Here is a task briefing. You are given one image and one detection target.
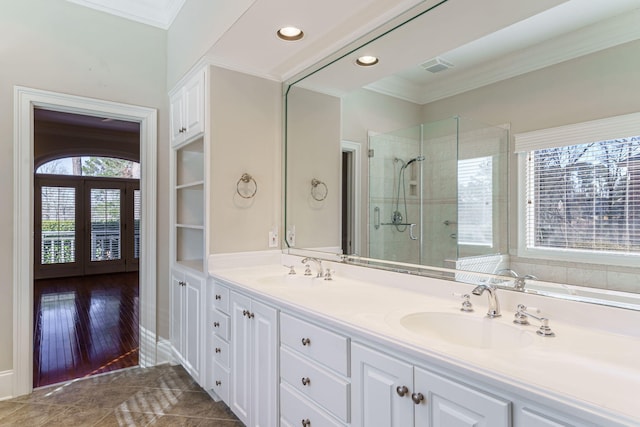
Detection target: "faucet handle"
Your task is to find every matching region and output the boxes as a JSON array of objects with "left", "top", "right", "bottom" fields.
[
  {"left": 452, "top": 292, "right": 474, "bottom": 312},
  {"left": 303, "top": 264, "right": 313, "bottom": 276},
  {"left": 283, "top": 265, "right": 296, "bottom": 275},
  {"left": 324, "top": 268, "right": 334, "bottom": 281},
  {"left": 513, "top": 304, "right": 555, "bottom": 337}
]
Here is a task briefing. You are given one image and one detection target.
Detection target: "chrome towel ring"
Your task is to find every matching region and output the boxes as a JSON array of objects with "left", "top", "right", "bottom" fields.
[
  {"left": 311, "top": 178, "right": 328, "bottom": 201},
  {"left": 236, "top": 173, "right": 257, "bottom": 199}
]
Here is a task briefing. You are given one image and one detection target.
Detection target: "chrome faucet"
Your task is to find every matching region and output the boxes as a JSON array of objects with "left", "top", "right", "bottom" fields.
[
  {"left": 471, "top": 283, "right": 501, "bottom": 318},
  {"left": 495, "top": 268, "right": 537, "bottom": 291},
  {"left": 301, "top": 257, "right": 324, "bottom": 278}
]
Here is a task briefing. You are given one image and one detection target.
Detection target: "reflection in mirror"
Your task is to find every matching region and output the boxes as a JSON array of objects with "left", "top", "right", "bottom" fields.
[
  {"left": 367, "top": 116, "right": 508, "bottom": 269},
  {"left": 285, "top": 0, "right": 640, "bottom": 309}
]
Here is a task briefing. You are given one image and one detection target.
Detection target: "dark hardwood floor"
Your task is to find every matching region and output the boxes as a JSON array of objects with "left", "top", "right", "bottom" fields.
[{"left": 33, "top": 272, "right": 139, "bottom": 388}]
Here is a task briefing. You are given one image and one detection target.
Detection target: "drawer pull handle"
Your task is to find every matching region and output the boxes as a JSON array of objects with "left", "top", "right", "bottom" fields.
[
  {"left": 301, "top": 377, "right": 311, "bottom": 386},
  {"left": 215, "top": 294, "right": 222, "bottom": 300},
  {"left": 301, "top": 419, "right": 311, "bottom": 427},
  {"left": 213, "top": 322, "right": 220, "bottom": 328},
  {"left": 215, "top": 348, "right": 221, "bottom": 353},
  {"left": 396, "top": 385, "right": 409, "bottom": 397},
  {"left": 301, "top": 338, "right": 311, "bottom": 346},
  {"left": 215, "top": 380, "right": 221, "bottom": 386},
  {"left": 178, "top": 281, "right": 186, "bottom": 287},
  {"left": 411, "top": 392, "right": 425, "bottom": 405},
  {"left": 242, "top": 310, "right": 254, "bottom": 318}
]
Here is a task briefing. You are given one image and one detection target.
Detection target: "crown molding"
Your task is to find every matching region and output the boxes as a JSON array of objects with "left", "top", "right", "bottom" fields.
[{"left": 66, "top": 0, "right": 186, "bottom": 29}]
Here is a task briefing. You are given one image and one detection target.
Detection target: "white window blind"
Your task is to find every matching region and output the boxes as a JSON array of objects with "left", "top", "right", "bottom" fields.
[
  {"left": 458, "top": 156, "right": 493, "bottom": 246},
  {"left": 134, "top": 189, "right": 141, "bottom": 259},
  {"left": 90, "top": 188, "right": 121, "bottom": 261},
  {"left": 41, "top": 186, "right": 76, "bottom": 264},
  {"left": 526, "top": 137, "right": 640, "bottom": 253}
]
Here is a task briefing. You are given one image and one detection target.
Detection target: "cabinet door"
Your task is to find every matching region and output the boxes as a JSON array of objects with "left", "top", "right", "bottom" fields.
[
  {"left": 251, "top": 299, "right": 278, "bottom": 427},
  {"left": 351, "top": 343, "right": 414, "bottom": 427},
  {"left": 170, "top": 91, "right": 184, "bottom": 144},
  {"left": 414, "top": 367, "right": 510, "bottom": 427},
  {"left": 230, "top": 292, "right": 252, "bottom": 426},
  {"left": 183, "top": 272, "right": 202, "bottom": 380},
  {"left": 170, "top": 271, "right": 184, "bottom": 358},
  {"left": 183, "top": 71, "right": 204, "bottom": 138}
]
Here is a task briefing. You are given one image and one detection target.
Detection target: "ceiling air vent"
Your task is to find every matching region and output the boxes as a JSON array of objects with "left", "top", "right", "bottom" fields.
[{"left": 421, "top": 57, "right": 454, "bottom": 73}]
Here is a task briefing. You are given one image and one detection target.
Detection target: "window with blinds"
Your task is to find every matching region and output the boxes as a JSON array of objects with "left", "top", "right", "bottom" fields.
[
  {"left": 134, "top": 189, "right": 141, "bottom": 259},
  {"left": 458, "top": 156, "right": 493, "bottom": 246},
  {"left": 90, "top": 188, "right": 121, "bottom": 261},
  {"left": 526, "top": 137, "right": 640, "bottom": 254},
  {"left": 41, "top": 186, "right": 76, "bottom": 264}
]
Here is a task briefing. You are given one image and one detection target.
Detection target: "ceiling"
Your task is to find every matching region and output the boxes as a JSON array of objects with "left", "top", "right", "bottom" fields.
[{"left": 65, "top": 0, "right": 640, "bottom": 101}]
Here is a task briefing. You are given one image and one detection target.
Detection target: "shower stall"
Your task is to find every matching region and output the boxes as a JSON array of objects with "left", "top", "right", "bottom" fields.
[{"left": 368, "top": 116, "right": 508, "bottom": 269}]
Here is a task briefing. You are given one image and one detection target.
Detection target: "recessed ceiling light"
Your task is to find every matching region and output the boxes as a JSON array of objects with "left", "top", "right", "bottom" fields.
[
  {"left": 277, "top": 26, "right": 304, "bottom": 41},
  {"left": 356, "top": 55, "right": 379, "bottom": 66}
]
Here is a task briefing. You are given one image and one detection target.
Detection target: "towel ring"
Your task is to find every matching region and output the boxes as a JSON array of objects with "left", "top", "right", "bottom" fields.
[
  {"left": 236, "top": 173, "right": 257, "bottom": 199},
  {"left": 311, "top": 178, "right": 328, "bottom": 201}
]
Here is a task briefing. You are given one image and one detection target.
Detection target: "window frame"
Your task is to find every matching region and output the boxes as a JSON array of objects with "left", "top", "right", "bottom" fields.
[{"left": 515, "top": 112, "right": 640, "bottom": 267}]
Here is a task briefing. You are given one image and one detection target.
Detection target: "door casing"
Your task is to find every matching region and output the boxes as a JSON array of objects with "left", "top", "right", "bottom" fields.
[{"left": 14, "top": 86, "right": 158, "bottom": 396}]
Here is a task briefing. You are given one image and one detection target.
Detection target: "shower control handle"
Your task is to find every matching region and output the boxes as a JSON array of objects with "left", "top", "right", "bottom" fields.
[{"left": 409, "top": 224, "right": 418, "bottom": 240}]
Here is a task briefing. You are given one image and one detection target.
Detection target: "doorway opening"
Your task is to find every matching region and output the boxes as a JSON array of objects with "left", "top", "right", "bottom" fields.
[
  {"left": 341, "top": 141, "right": 361, "bottom": 256},
  {"left": 33, "top": 109, "right": 141, "bottom": 387}
]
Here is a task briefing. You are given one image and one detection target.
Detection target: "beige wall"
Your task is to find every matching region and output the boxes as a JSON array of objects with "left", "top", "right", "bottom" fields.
[
  {"left": 0, "top": 1, "right": 168, "bottom": 371},
  {"left": 287, "top": 87, "right": 341, "bottom": 250},
  {"left": 209, "top": 67, "right": 282, "bottom": 253}
]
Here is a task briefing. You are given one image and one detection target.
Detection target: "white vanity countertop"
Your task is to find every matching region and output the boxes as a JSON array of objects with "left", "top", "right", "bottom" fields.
[{"left": 208, "top": 254, "right": 640, "bottom": 425}]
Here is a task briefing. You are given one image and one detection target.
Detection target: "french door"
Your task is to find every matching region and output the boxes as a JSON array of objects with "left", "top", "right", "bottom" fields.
[{"left": 35, "top": 176, "right": 140, "bottom": 279}]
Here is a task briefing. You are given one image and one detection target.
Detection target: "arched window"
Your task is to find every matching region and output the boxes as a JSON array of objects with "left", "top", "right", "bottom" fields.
[{"left": 36, "top": 156, "right": 140, "bottom": 179}]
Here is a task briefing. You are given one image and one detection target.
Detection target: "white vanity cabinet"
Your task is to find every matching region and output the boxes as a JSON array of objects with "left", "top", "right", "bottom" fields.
[
  {"left": 206, "top": 279, "right": 231, "bottom": 402},
  {"left": 351, "top": 342, "right": 511, "bottom": 427},
  {"left": 279, "top": 312, "right": 351, "bottom": 426},
  {"left": 170, "top": 68, "right": 205, "bottom": 146},
  {"left": 229, "top": 291, "right": 278, "bottom": 427},
  {"left": 170, "top": 267, "right": 203, "bottom": 383}
]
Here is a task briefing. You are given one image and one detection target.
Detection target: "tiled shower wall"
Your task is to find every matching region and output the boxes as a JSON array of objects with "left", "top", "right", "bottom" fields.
[{"left": 368, "top": 132, "right": 422, "bottom": 264}]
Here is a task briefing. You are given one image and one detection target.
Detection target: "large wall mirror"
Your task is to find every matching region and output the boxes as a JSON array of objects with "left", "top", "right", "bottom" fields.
[{"left": 285, "top": 0, "right": 640, "bottom": 309}]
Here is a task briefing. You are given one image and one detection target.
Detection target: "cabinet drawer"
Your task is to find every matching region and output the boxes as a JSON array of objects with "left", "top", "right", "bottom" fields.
[
  {"left": 212, "top": 333, "right": 230, "bottom": 368},
  {"left": 211, "top": 361, "right": 229, "bottom": 404},
  {"left": 281, "top": 313, "right": 349, "bottom": 376},
  {"left": 210, "top": 309, "right": 229, "bottom": 341},
  {"left": 212, "top": 282, "right": 230, "bottom": 314},
  {"left": 281, "top": 382, "right": 344, "bottom": 427},
  {"left": 281, "top": 347, "right": 349, "bottom": 422}
]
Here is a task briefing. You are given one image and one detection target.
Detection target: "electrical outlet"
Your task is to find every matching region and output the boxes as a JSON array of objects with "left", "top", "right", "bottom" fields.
[
  {"left": 268, "top": 227, "right": 279, "bottom": 248},
  {"left": 287, "top": 225, "right": 296, "bottom": 247}
]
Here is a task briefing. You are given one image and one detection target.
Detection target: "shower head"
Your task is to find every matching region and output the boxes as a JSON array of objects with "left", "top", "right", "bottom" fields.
[{"left": 404, "top": 155, "right": 425, "bottom": 168}]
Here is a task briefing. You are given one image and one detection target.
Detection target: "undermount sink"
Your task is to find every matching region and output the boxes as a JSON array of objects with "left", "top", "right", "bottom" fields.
[{"left": 399, "top": 312, "right": 534, "bottom": 350}]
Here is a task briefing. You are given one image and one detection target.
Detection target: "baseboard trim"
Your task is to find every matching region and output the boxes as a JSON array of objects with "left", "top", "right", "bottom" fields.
[
  {"left": 156, "top": 338, "right": 174, "bottom": 365},
  {"left": 0, "top": 370, "right": 14, "bottom": 401}
]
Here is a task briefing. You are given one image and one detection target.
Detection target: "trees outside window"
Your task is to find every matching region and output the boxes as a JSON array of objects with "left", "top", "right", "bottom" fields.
[{"left": 528, "top": 137, "right": 640, "bottom": 253}]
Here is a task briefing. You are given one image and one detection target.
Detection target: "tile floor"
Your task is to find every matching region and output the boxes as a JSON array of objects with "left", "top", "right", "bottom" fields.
[{"left": 0, "top": 364, "right": 242, "bottom": 426}]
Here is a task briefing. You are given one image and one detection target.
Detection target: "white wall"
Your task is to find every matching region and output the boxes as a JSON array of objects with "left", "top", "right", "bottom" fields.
[{"left": 0, "top": 1, "right": 168, "bottom": 372}]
